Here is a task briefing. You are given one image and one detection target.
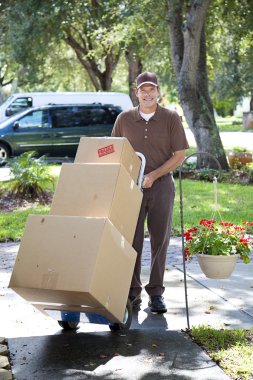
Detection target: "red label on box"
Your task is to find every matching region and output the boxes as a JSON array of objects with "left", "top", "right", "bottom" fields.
[{"left": 97, "top": 144, "right": 115, "bottom": 157}]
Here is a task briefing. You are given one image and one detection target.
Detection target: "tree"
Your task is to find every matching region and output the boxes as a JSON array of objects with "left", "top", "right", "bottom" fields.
[
  {"left": 0, "top": 55, "right": 13, "bottom": 103},
  {"left": 125, "top": 43, "right": 143, "bottom": 106},
  {"left": 122, "top": 0, "right": 174, "bottom": 105},
  {"left": 7, "top": 0, "right": 126, "bottom": 91},
  {"left": 63, "top": 0, "right": 125, "bottom": 91},
  {"left": 207, "top": 0, "right": 253, "bottom": 116},
  {"left": 0, "top": 1, "right": 16, "bottom": 102},
  {"left": 6, "top": 0, "right": 175, "bottom": 102},
  {"left": 167, "top": 0, "right": 229, "bottom": 169}
]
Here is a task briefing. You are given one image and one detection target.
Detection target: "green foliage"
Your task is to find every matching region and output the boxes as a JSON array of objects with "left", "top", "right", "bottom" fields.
[
  {"left": 208, "top": 0, "right": 253, "bottom": 115},
  {"left": 6, "top": 0, "right": 128, "bottom": 91},
  {"left": 244, "top": 163, "right": 253, "bottom": 183},
  {"left": 7, "top": 151, "right": 54, "bottom": 200},
  {"left": 0, "top": 163, "right": 59, "bottom": 241},
  {"left": 213, "top": 96, "right": 236, "bottom": 117},
  {"left": 231, "top": 146, "right": 248, "bottom": 153},
  {"left": 4, "top": 0, "right": 174, "bottom": 95},
  {"left": 190, "top": 325, "right": 253, "bottom": 380},
  {"left": 1, "top": 0, "right": 252, "bottom": 111}
]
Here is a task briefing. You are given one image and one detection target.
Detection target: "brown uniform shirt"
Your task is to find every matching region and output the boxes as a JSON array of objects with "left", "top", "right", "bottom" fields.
[{"left": 111, "top": 104, "right": 189, "bottom": 173}]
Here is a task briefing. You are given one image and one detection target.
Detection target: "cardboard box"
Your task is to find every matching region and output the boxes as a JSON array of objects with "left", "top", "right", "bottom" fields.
[
  {"left": 74, "top": 137, "right": 141, "bottom": 183},
  {"left": 9, "top": 215, "right": 137, "bottom": 323},
  {"left": 50, "top": 163, "right": 143, "bottom": 244}
]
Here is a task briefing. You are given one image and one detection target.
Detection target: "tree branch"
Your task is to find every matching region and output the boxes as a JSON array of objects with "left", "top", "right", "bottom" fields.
[{"left": 65, "top": 30, "right": 101, "bottom": 90}]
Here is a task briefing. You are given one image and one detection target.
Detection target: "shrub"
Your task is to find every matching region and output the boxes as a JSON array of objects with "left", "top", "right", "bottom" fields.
[{"left": 7, "top": 151, "right": 54, "bottom": 201}]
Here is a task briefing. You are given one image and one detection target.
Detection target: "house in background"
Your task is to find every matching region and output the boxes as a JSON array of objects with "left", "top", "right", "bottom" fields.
[{"left": 234, "top": 97, "right": 250, "bottom": 117}]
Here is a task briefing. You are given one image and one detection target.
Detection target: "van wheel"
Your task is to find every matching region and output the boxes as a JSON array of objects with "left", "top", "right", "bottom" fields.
[{"left": 0, "top": 143, "right": 10, "bottom": 160}]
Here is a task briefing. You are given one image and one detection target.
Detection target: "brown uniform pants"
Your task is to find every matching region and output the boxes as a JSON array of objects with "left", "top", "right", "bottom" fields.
[{"left": 130, "top": 174, "right": 175, "bottom": 297}]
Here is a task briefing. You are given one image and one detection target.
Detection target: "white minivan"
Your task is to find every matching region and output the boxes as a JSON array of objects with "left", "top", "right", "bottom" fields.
[{"left": 0, "top": 92, "right": 132, "bottom": 122}]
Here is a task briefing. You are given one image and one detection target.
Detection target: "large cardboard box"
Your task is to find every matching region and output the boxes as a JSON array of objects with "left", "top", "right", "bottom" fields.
[
  {"left": 50, "top": 163, "right": 143, "bottom": 244},
  {"left": 9, "top": 215, "right": 137, "bottom": 323},
  {"left": 74, "top": 137, "right": 141, "bottom": 183}
]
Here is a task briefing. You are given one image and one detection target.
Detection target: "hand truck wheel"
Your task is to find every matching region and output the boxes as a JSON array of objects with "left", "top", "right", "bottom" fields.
[
  {"left": 109, "top": 299, "right": 132, "bottom": 331},
  {"left": 58, "top": 320, "right": 80, "bottom": 330}
]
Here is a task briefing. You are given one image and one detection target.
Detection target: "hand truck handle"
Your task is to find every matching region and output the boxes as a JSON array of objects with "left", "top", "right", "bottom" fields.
[{"left": 135, "top": 152, "right": 146, "bottom": 190}]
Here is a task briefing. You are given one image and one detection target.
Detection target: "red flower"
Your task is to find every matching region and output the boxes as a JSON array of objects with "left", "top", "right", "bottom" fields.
[
  {"left": 220, "top": 221, "right": 233, "bottom": 227},
  {"left": 200, "top": 219, "right": 216, "bottom": 228},
  {"left": 239, "top": 236, "right": 249, "bottom": 247},
  {"left": 234, "top": 225, "right": 245, "bottom": 232},
  {"left": 243, "top": 221, "right": 253, "bottom": 226},
  {"left": 184, "top": 232, "right": 192, "bottom": 241},
  {"left": 184, "top": 247, "right": 191, "bottom": 260},
  {"left": 184, "top": 219, "right": 252, "bottom": 264}
]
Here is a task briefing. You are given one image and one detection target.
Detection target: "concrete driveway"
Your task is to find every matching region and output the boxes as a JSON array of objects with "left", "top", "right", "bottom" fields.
[
  {"left": 185, "top": 129, "right": 253, "bottom": 150},
  {"left": 1, "top": 239, "right": 253, "bottom": 379}
]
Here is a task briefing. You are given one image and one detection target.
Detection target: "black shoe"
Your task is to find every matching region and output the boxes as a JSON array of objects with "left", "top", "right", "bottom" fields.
[
  {"left": 148, "top": 295, "right": 167, "bottom": 313},
  {"left": 128, "top": 294, "right": 142, "bottom": 308}
]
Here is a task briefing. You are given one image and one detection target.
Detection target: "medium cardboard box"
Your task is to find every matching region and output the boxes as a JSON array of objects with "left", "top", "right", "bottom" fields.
[
  {"left": 50, "top": 163, "right": 143, "bottom": 244},
  {"left": 74, "top": 137, "right": 141, "bottom": 183},
  {"left": 9, "top": 215, "right": 137, "bottom": 323}
]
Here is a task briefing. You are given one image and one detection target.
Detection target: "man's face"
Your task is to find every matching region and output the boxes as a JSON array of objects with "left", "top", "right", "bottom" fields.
[{"left": 135, "top": 84, "right": 160, "bottom": 111}]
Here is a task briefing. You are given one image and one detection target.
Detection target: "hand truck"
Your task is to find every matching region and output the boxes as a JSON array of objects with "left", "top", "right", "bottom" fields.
[{"left": 46, "top": 152, "right": 146, "bottom": 331}]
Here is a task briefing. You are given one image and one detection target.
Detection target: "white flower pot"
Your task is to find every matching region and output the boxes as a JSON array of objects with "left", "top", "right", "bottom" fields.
[{"left": 196, "top": 254, "right": 239, "bottom": 279}]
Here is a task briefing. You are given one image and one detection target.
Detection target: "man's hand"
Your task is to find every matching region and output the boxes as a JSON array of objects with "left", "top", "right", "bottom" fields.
[
  {"left": 141, "top": 150, "right": 186, "bottom": 189},
  {"left": 142, "top": 173, "right": 156, "bottom": 188}
]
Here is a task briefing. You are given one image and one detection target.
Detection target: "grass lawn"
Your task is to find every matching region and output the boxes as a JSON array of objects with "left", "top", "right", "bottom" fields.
[
  {"left": 172, "top": 179, "right": 253, "bottom": 234},
  {"left": 1, "top": 178, "right": 252, "bottom": 241},
  {"left": 216, "top": 116, "right": 243, "bottom": 132},
  {"left": 0, "top": 205, "right": 50, "bottom": 242},
  {"left": 184, "top": 115, "right": 253, "bottom": 133},
  {"left": 190, "top": 325, "right": 253, "bottom": 380},
  {"left": 0, "top": 164, "right": 60, "bottom": 241}
]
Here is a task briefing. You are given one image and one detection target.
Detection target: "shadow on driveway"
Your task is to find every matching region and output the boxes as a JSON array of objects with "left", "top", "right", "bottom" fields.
[{"left": 8, "top": 312, "right": 229, "bottom": 380}]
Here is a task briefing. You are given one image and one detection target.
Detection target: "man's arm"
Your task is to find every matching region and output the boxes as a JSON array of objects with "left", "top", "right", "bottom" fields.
[{"left": 142, "top": 150, "right": 186, "bottom": 188}]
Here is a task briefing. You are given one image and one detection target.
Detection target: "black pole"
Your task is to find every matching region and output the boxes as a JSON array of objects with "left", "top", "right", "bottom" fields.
[{"left": 178, "top": 152, "right": 222, "bottom": 330}]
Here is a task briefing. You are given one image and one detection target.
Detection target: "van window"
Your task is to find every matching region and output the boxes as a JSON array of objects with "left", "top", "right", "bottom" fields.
[
  {"left": 5, "top": 97, "right": 33, "bottom": 116},
  {"left": 18, "top": 110, "right": 49, "bottom": 128},
  {"left": 104, "top": 107, "right": 121, "bottom": 123},
  {"left": 51, "top": 106, "right": 118, "bottom": 128}
]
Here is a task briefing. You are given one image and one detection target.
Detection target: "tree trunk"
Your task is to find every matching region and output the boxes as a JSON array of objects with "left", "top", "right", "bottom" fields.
[
  {"left": 0, "top": 87, "right": 4, "bottom": 103},
  {"left": 250, "top": 94, "right": 253, "bottom": 111},
  {"left": 167, "top": 0, "right": 229, "bottom": 170},
  {"left": 125, "top": 45, "right": 143, "bottom": 106},
  {"left": 65, "top": 31, "right": 120, "bottom": 92},
  {"left": 0, "top": 65, "right": 13, "bottom": 101}
]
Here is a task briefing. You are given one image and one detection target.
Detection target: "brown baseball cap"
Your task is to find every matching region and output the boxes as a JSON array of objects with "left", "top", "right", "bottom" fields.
[{"left": 136, "top": 71, "right": 158, "bottom": 89}]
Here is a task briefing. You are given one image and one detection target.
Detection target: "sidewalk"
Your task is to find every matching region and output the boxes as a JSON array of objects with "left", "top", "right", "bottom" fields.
[{"left": 1, "top": 238, "right": 253, "bottom": 379}]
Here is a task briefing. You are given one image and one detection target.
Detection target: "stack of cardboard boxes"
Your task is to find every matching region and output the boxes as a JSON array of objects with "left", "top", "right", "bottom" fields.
[{"left": 9, "top": 137, "right": 143, "bottom": 323}]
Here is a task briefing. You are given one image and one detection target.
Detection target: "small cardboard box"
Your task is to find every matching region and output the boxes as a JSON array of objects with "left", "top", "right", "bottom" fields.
[
  {"left": 50, "top": 163, "right": 143, "bottom": 244},
  {"left": 74, "top": 137, "right": 141, "bottom": 183},
  {"left": 9, "top": 215, "right": 137, "bottom": 323}
]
